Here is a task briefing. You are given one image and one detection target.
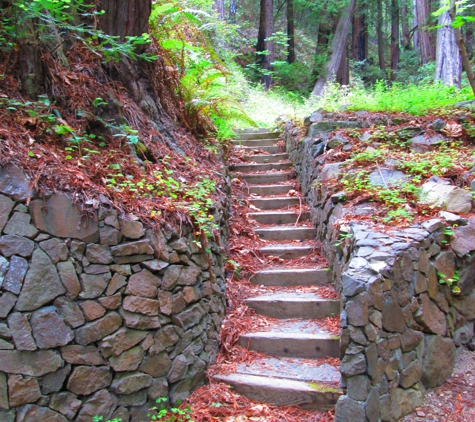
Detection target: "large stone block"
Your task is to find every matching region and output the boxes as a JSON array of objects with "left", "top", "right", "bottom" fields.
[
  {"left": 414, "top": 294, "right": 447, "bottom": 336},
  {"left": 79, "top": 273, "right": 111, "bottom": 299},
  {"left": 30, "top": 194, "right": 99, "bottom": 242},
  {"left": 0, "top": 163, "right": 31, "bottom": 201},
  {"left": 30, "top": 306, "right": 74, "bottom": 349},
  {"left": 3, "top": 212, "right": 38, "bottom": 238},
  {"left": 7, "top": 313, "right": 36, "bottom": 351},
  {"left": 49, "top": 392, "right": 82, "bottom": 420},
  {"left": 15, "top": 405, "right": 68, "bottom": 422},
  {"left": 3, "top": 256, "right": 28, "bottom": 295},
  {"left": 0, "top": 194, "right": 14, "bottom": 233},
  {"left": 0, "top": 350, "right": 63, "bottom": 376},
  {"left": 7, "top": 374, "right": 41, "bottom": 407},
  {"left": 75, "top": 389, "right": 117, "bottom": 422},
  {"left": 421, "top": 335, "right": 456, "bottom": 388},
  {"left": 346, "top": 293, "right": 369, "bottom": 327},
  {"left": 74, "top": 312, "right": 122, "bottom": 345},
  {"left": 111, "top": 372, "right": 153, "bottom": 395},
  {"left": 125, "top": 269, "right": 161, "bottom": 298},
  {"left": 16, "top": 249, "right": 66, "bottom": 311},
  {"left": 0, "top": 235, "right": 34, "bottom": 258},
  {"left": 123, "top": 296, "right": 159, "bottom": 316},
  {"left": 334, "top": 395, "right": 366, "bottom": 422},
  {"left": 56, "top": 261, "right": 81, "bottom": 299},
  {"left": 67, "top": 366, "right": 112, "bottom": 395},
  {"left": 61, "top": 345, "right": 106, "bottom": 365},
  {"left": 100, "top": 327, "right": 148, "bottom": 358},
  {"left": 39, "top": 238, "right": 68, "bottom": 263},
  {"left": 382, "top": 297, "right": 406, "bottom": 333},
  {"left": 109, "top": 346, "right": 145, "bottom": 372}
]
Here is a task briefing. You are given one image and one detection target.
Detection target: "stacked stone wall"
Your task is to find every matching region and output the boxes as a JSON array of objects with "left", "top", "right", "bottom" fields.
[
  {"left": 0, "top": 163, "right": 229, "bottom": 421},
  {"left": 284, "top": 116, "right": 475, "bottom": 421}
]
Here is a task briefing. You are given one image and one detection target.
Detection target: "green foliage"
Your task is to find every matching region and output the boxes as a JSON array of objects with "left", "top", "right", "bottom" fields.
[
  {"left": 314, "top": 81, "right": 474, "bottom": 115},
  {"left": 150, "top": 1, "right": 253, "bottom": 139},
  {"left": 1, "top": 0, "right": 156, "bottom": 62},
  {"left": 148, "top": 397, "right": 194, "bottom": 421},
  {"left": 273, "top": 61, "right": 313, "bottom": 96},
  {"left": 106, "top": 164, "right": 218, "bottom": 238}
]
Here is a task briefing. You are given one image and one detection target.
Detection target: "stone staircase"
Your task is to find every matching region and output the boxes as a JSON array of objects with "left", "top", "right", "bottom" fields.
[{"left": 213, "top": 128, "right": 342, "bottom": 410}]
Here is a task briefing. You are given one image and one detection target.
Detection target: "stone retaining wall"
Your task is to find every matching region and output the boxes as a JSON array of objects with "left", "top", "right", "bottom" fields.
[
  {"left": 0, "top": 163, "right": 229, "bottom": 421},
  {"left": 284, "top": 116, "right": 475, "bottom": 421}
]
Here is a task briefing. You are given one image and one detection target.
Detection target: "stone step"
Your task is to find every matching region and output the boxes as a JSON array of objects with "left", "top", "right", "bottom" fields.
[
  {"left": 255, "top": 226, "right": 317, "bottom": 241},
  {"left": 235, "top": 127, "right": 273, "bottom": 134},
  {"left": 230, "top": 162, "right": 292, "bottom": 173},
  {"left": 236, "top": 172, "right": 294, "bottom": 185},
  {"left": 248, "top": 211, "right": 310, "bottom": 225},
  {"left": 236, "top": 132, "right": 281, "bottom": 140},
  {"left": 259, "top": 244, "right": 314, "bottom": 259},
  {"left": 238, "top": 146, "right": 282, "bottom": 154},
  {"left": 213, "top": 372, "right": 341, "bottom": 410},
  {"left": 238, "top": 331, "right": 339, "bottom": 358},
  {"left": 246, "top": 292, "right": 339, "bottom": 319},
  {"left": 232, "top": 139, "right": 280, "bottom": 147},
  {"left": 250, "top": 197, "right": 300, "bottom": 210},
  {"left": 248, "top": 185, "right": 294, "bottom": 196},
  {"left": 244, "top": 153, "right": 289, "bottom": 163},
  {"left": 251, "top": 268, "right": 331, "bottom": 286}
]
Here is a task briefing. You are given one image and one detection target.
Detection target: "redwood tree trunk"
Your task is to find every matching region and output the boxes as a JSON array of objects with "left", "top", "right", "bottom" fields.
[
  {"left": 390, "top": 0, "right": 400, "bottom": 81},
  {"left": 287, "top": 0, "right": 296, "bottom": 63},
  {"left": 435, "top": 2, "right": 462, "bottom": 87},
  {"left": 415, "top": 0, "right": 435, "bottom": 64},
  {"left": 312, "top": 0, "right": 357, "bottom": 96},
  {"left": 256, "top": 0, "right": 274, "bottom": 89},
  {"left": 352, "top": 12, "right": 367, "bottom": 62},
  {"left": 213, "top": 0, "right": 225, "bottom": 20},
  {"left": 100, "top": 0, "right": 151, "bottom": 44},
  {"left": 401, "top": 1, "right": 411, "bottom": 50},
  {"left": 377, "top": 0, "right": 386, "bottom": 73},
  {"left": 229, "top": 0, "right": 237, "bottom": 23}
]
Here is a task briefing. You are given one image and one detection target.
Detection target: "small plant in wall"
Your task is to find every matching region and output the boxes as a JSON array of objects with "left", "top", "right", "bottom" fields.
[
  {"left": 437, "top": 270, "right": 461, "bottom": 294},
  {"left": 148, "top": 397, "right": 194, "bottom": 421}
]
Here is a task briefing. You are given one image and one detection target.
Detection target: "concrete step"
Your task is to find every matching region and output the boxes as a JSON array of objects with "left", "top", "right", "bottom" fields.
[
  {"left": 236, "top": 172, "right": 294, "bottom": 185},
  {"left": 238, "top": 331, "right": 339, "bottom": 358},
  {"left": 248, "top": 211, "right": 310, "bottom": 225},
  {"left": 230, "top": 162, "right": 292, "bottom": 173},
  {"left": 246, "top": 292, "right": 339, "bottom": 319},
  {"left": 236, "top": 132, "right": 281, "bottom": 140},
  {"left": 250, "top": 197, "right": 300, "bottom": 210},
  {"left": 244, "top": 153, "right": 289, "bottom": 163},
  {"left": 238, "top": 146, "right": 282, "bottom": 154},
  {"left": 259, "top": 244, "right": 314, "bottom": 259},
  {"left": 255, "top": 226, "right": 317, "bottom": 241},
  {"left": 248, "top": 185, "right": 293, "bottom": 196},
  {"left": 232, "top": 139, "right": 280, "bottom": 147},
  {"left": 213, "top": 372, "right": 341, "bottom": 410},
  {"left": 251, "top": 268, "right": 331, "bottom": 286}
]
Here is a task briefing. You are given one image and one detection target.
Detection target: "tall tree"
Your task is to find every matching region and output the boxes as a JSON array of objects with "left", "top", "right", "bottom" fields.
[
  {"left": 390, "top": 0, "right": 400, "bottom": 80},
  {"left": 287, "top": 0, "right": 296, "bottom": 63},
  {"left": 434, "top": 1, "right": 461, "bottom": 87},
  {"left": 312, "top": 0, "right": 357, "bottom": 96},
  {"left": 256, "top": 0, "right": 274, "bottom": 89},
  {"left": 352, "top": 11, "right": 367, "bottom": 62},
  {"left": 401, "top": 1, "right": 411, "bottom": 50},
  {"left": 213, "top": 0, "right": 225, "bottom": 20},
  {"left": 229, "top": 0, "right": 237, "bottom": 23},
  {"left": 415, "top": 0, "right": 435, "bottom": 64},
  {"left": 376, "top": 0, "right": 386, "bottom": 73},
  {"left": 449, "top": 0, "right": 475, "bottom": 94}
]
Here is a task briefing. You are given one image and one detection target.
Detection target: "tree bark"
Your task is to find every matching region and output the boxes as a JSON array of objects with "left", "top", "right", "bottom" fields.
[
  {"left": 337, "top": 45, "right": 350, "bottom": 85},
  {"left": 312, "top": 22, "right": 332, "bottom": 83},
  {"left": 213, "top": 0, "right": 225, "bottom": 20},
  {"left": 287, "top": 0, "right": 296, "bottom": 63},
  {"left": 229, "top": 0, "right": 237, "bottom": 23},
  {"left": 377, "top": 0, "right": 386, "bottom": 73},
  {"left": 390, "top": 0, "right": 400, "bottom": 81},
  {"left": 451, "top": 0, "right": 475, "bottom": 94},
  {"left": 100, "top": 0, "right": 151, "bottom": 43},
  {"left": 435, "top": 2, "right": 462, "bottom": 87},
  {"left": 351, "top": 12, "right": 367, "bottom": 62},
  {"left": 401, "top": 1, "right": 411, "bottom": 50},
  {"left": 415, "top": 0, "right": 435, "bottom": 64},
  {"left": 312, "top": 0, "right": 357, "bottom": 96},
  {"left": 256, "top": 0, "right": 274, "bottom": 89}
]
